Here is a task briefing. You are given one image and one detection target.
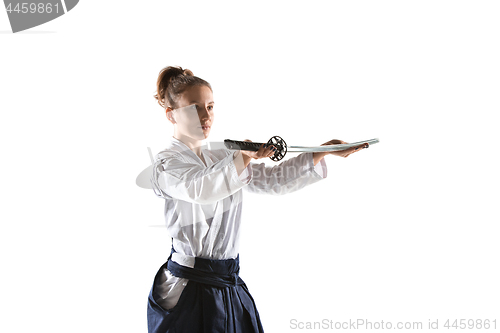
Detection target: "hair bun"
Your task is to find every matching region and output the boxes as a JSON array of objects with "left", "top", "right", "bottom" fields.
[
  {"left": 165, "top": 67, "right": 194, "bottom": 84},
  {"left": 154, "top": 66, "right": 211, "bottom": 109},
  {"left": 167, "top": 66, "right": 186, "bottom": 82},
  {"left": 182, "top": 68, "right": 194, "bottom": 77}
]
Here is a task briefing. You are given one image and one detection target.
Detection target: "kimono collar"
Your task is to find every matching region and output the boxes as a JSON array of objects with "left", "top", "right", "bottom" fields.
[{"left": 168, "top": 136, "right": 209, "bottom": 166}]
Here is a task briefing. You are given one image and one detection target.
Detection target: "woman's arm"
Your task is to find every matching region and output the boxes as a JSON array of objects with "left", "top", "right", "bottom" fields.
[
  {"left": 151, "top": 151, "right": 251, "bottom": 204},
  {"left": 243, "top": 152, "right": 327, "bottom": 195},
  {"left": 234, "top": 142, "right": 278, "bottom": 175},
  {"left": 152, "top": 143, "right": 277, "bottom": 204},
  {"left": 242, "top": 138, "right": 369, "bottom": 195},
  {"left": 313, "top": 151, "right": 329, "bottom": 166},
  {"left": 313, "top": 139, "right": 369, "bottom": 165}
]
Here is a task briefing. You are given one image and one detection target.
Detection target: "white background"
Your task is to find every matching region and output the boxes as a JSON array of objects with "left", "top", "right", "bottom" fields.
[{"left": 1, "top": 1, "right": 499, "bottom": 332}]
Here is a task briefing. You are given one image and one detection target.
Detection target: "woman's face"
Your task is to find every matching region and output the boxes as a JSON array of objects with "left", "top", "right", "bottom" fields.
[{"left": 170, "top": 85, "right": 214, "bottom": 140}]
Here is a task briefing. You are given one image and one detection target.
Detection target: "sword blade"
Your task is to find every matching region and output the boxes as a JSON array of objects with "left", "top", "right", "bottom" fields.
[{"left": 288, "top": 138, "right": 379, "bottom": 152}]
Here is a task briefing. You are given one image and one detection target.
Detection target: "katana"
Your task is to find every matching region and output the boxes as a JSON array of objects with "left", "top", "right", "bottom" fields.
[{"left": 224, "top": 136, "right": 379, "bottom": 162}]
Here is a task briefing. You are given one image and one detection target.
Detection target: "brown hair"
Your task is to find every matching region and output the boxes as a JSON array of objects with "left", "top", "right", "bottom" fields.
[{"left": 154, "top": 66, "right": 212, "bottom": 109}]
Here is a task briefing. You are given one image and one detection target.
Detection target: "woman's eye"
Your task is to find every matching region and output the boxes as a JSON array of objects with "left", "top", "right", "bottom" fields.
[{"left": 195, "top": 105, "right": 214, "bottom": 113}]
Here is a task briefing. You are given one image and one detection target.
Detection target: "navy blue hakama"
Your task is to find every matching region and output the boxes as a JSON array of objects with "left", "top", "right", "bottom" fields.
[{"left": 147, "top": 248, "right": 265, "bottom": 333}]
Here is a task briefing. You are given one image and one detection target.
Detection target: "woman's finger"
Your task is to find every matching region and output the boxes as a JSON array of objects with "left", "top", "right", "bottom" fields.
[
  {"left": 255, "top": 143, "right": 276, "bottom": 158},
  {"left": 342, "top": 143, "right": 368, "bottom": 157},
  {"left": 321, "top": 139, "right": 344, "bottom": 146},
  {"left": 266, "top": 145, "right": 276, "bottom": 157},
  {"left": 260, "top": 144, "right": 268, "bottom": 156},
  {"left": 259, "top": 143, "right": 267, "bottom": 156},
  {"left": 263, "top": 143, "right": 276, "bottom": 153},
  {"left": 353, "top": 143, "right": 369, "bottom": 151}
]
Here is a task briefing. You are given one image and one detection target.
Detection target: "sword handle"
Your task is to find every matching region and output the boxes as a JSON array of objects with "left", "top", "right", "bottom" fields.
[
  {"left": 224, "top": 136, "right": 287, "bottom": 162},
  {"left": 224, "top": 139, "right": 265, "bottom": 151}
]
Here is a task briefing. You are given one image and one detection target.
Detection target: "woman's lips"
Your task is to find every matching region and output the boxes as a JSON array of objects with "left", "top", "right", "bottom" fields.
[{"left": 200, "top": 125, "right": 210, "bottom": 130}]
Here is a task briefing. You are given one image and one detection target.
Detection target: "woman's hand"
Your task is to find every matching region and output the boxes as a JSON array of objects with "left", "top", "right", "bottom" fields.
[
  {"left": 313, "top": 139, "right": 368, "bottom": 165},
  {"left": 321, "top": 139, "right": 369, "bottom": 158},
  {"left": 234, "top": 139, "right": 277, "bottom": 175},
  {"left": 240, "top": 139, "right": 277, "bottom": 160}
]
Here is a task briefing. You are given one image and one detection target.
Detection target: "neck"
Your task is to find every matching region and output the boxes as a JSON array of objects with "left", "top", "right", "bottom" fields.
[{"left": 173, "top": 132, "right": 203, "bottom": 156}]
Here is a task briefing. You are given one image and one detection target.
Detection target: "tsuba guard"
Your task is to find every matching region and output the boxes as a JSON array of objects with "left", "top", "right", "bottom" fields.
[{"left": 267, "top": 135, "right": 287, "bottom": 161}]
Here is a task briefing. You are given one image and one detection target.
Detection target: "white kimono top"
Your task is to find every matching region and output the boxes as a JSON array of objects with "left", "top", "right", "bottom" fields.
[{"left": 151, "top": 137, "right": 327, "bottom": 310}]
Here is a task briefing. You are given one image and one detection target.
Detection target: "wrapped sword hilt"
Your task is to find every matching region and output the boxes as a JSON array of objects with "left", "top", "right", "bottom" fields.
[{"left": 224, "top": 135, "right": 288, "bottom": 161}]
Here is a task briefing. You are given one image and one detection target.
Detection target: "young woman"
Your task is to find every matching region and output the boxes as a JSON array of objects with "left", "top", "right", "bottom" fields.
[{"left": 147, "top": 66, "right": 368, "bottom": 333}]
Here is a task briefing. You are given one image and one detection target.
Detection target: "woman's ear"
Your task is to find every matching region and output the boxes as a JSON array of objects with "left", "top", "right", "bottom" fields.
[{"left": 166, "top": 107, "right": 176, "bottom": 124}]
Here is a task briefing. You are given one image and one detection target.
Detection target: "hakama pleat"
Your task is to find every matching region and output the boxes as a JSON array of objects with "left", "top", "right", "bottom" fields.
[{"left": 147, "top": 249, "right": 264, "bottom": 333}]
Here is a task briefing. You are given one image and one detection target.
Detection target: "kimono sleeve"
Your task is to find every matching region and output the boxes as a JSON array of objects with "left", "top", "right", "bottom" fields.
[
  {"left": 243, "top": 152, "right": 327, "bottom": 195},
  {"left": 151, "top": 151, "right": 252, "bottom": 204}
]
